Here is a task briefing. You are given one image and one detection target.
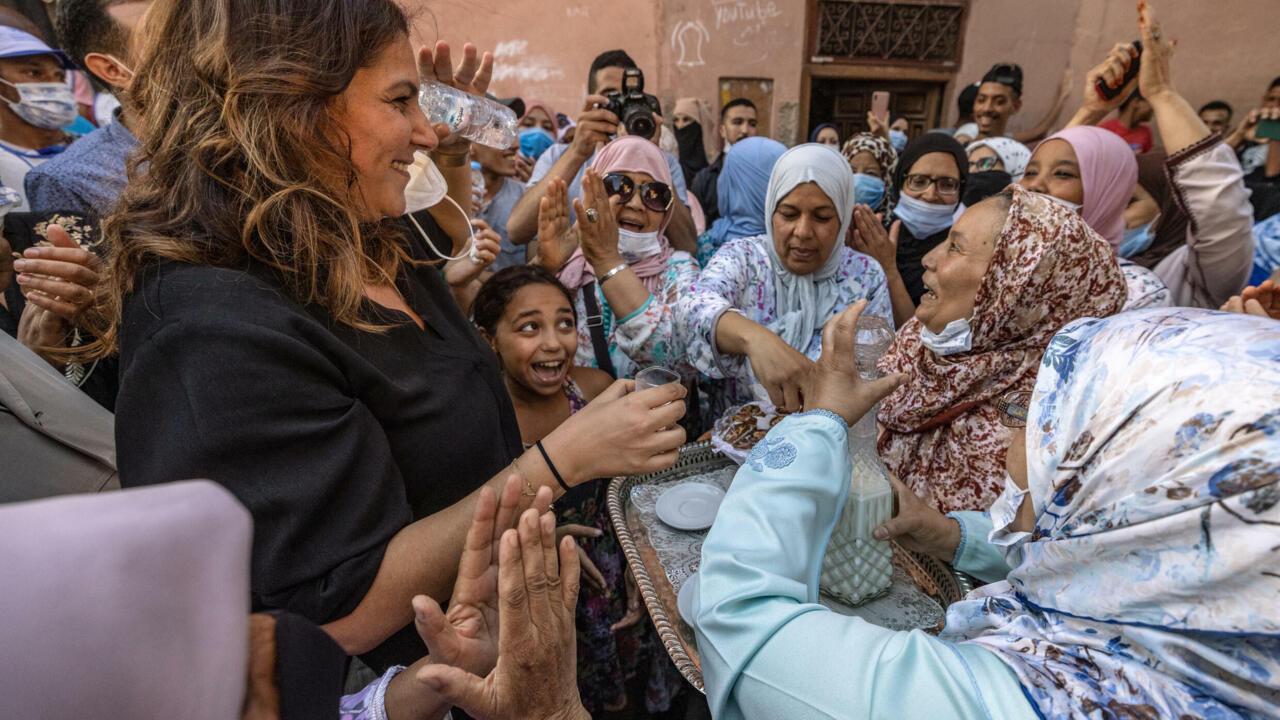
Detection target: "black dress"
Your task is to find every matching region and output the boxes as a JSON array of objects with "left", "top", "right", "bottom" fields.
[{"left": 114, "top": 216, "right": 523, "bottom": 670}]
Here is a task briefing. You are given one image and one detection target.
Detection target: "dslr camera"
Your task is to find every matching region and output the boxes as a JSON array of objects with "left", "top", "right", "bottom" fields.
[{"left": 601, "top": 68, "right": 661, "bottom": 139}]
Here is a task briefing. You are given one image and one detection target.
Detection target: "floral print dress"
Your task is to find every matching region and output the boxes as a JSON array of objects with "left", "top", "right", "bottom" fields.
[{"left": 677, "top": 235, "right": 892, "bottom": 420}]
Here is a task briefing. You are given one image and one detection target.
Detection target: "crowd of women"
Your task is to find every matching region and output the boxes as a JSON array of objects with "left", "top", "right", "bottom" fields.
[{"left": 1, "top": 0, "right": 1277, "bottom": 718}]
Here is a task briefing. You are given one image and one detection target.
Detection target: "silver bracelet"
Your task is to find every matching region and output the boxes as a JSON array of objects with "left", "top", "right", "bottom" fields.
[{"left": 597, "top": 262, "right": 630, "bottom": 285}]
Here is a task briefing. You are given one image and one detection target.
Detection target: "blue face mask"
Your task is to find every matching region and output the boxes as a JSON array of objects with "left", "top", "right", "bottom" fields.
[
  {"left": 893, "top": 192, "right": 956, "bottom": 239},
  {"left": 889, "top": 129, "right": 908, "bottom": 153},
  {"left": 1119, "top": 219, "right": 1156, "bottom": 258},
  {"left": 852, "top": 173, "right": 885, "bottom": 209}
]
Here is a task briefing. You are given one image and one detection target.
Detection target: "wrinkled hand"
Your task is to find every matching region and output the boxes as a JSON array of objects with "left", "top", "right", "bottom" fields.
[
  {"left": 416, "top": 509, "right": 590, "bottom": 720},
  {"left": 444, "top": 220, "right": 500, "bottom": 287},
  {"left": 536, "top": 178, "right": 579, "bottom": 272},
  {"left": 866, "top": 111, "right": 889, "bottom": 140},
  {"left": 414, "top": 476, "right": 554, "bottom": 678},
  {"left": 746, "top": 328, "right": 815, "bottom": 413},
  {"left": 18, "top": 301, "right": 70, "bottom": 368},
  {"left": 557, "top": 524, "right": 607, "bottom": 595},
  {"left": 570, "top": 96, "right": 619, "bottom": 161},
  {"left": 1221, "top": 280, "right": 1280, "bottom": 321},
  {"left": 1136, "top": 2, "right": 1176, "bottom": 102},
  {"left": 872, "top": 474, "right": 961, "bottom": 561},
  {"left": 14, "top": 224, "right": 101, "bottom": 322},
  {"left": 514, "top": 154, "right": 534, "bottom": 184},
  {"left": 548, "top": 379, "right": 687, "bottom": 482},
  {"left": 850, "top": 207, "right": 899, "bottom": 274},
  {"left": 574, "top": 167, "right": 622, "bottom": 270},
  {"left": 418, "top": 42, "right": 495, "bottom": 149},
  {"left": 804, "top": 300, "right": 907, "bottom": 424},
  {"left": 609, "top": 567, "right": 644, "bottom": 633},
  {"left": 1082, "top": 41, "right": 1140, "bottom": 115}
]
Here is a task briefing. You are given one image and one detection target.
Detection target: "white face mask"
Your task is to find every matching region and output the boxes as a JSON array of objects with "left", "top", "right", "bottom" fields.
[
  {"left": 920, "top": 316, "right": 973, "bottom": 356},
  {"left": 404, "top": 150, "right": 449, "bottom": 213},
  {"left": 0, "top": 79, "right": 78, "bottom": 130},
  {"left": 894, "top": 192, "right": 957, "bottom": 239},
  {"left": 617, "top": 228, "right": 663, "bottom": 262},
  {"left": 1042, "top": 192, "right": 1082, "bottom": 213},
  {"left": 987, "top": 472, "right": 1033, "bottom": 566}
]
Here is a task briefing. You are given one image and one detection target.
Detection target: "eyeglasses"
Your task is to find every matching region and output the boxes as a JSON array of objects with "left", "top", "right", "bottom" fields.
[
  {"left": 602, "top": 173, "right": 673, "bottom": 214},
  {"left": 997, "top": 390, "right": 1031, "bottom": 429},
  {"left": 903, "top": 173, "right": 961, "bottom": 196},
  {"left": 969, "top": 156, "right": 1001, "bottom": 172}
]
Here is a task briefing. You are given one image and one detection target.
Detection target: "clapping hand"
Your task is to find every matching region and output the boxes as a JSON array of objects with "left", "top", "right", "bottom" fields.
[
  {"left": 413, "top": 476, "right": 554, "bottom": 678},
  {"left": 14, "top": 224, "right": 101, "bottom": 322},
  {"left": 573, "top": 167, "right": 622, "bottom": 270},
  {"left": 850, "top": 206, "right": 900, "bottom": 274},
  {"left": 535, "top": 177, "right": 579, "bottom": 272},
  {"left": 416, "top": 507, "right": 590, "bottom": 720}
]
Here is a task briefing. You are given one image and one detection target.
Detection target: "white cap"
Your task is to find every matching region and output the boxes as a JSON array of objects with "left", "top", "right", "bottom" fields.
[{"left": 0, "top": 27, "right": 73, "bottom": 69}]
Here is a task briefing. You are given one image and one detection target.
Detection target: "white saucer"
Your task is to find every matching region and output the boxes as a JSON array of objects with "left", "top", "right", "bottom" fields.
[
  {"left": 655, "top": 483, "right": 725, "bottom": 531},
  {"left": 677, "top": 573, "right": 700, "bottom": 625}
]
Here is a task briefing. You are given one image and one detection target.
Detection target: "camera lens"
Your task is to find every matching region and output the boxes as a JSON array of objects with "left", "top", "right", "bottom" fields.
[{"left": 626, "top": 112, "right": 654, "bottom": 139}]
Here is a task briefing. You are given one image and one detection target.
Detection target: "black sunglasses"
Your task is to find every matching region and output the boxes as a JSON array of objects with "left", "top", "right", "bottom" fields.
[{"left": 602, "top": 173, "right": 673, "bottom": 214}]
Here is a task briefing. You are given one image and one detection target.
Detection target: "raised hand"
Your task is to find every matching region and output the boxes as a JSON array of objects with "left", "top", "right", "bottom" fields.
[
  {"left": 416, "top": 508, "right": 590, "bottom": 720},
  {"left": 850, "top": 206, "right": 899, "bottom": 273},
  {"left": 1081, "top": 41, "right": 1141, "bottom": 115},
  {"left": 570, "top": 97, "right": 620, "bottom": 162},
  {"left": 1136, "top": 1, "right": 1176, "bottom": 102},
  {"left": 536, "top": 177, "right": 579, "bottom": 272},
  {"left": 866, "top": 111, "right": 889, "bottom": 140},
  {"left": 418, "top": 41, "right": 495, "bottom": 149},
  {"left": 514, "top": 154, "right": 534, "bottom": 184},
  {"left": 412, "top": 476, "right": 553, "bottom": 678},
  {"left": 573, "top": 167, "right": 622, "bottom": 271},
  {"left": 804, "top": 299, "right": 907, "bottom": 424}
]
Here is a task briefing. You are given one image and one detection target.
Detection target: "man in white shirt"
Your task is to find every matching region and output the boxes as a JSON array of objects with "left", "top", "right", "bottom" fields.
[{"left": 0, "top": 27, "right": 78, "bottom": 211}]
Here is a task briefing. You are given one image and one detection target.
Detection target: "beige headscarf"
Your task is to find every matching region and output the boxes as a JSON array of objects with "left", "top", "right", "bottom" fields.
[{"left": 674, "top": 97, "right": 721, "bottom": 164}]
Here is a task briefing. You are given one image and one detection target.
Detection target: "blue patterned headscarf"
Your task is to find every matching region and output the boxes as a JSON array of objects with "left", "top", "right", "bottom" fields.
[
  {"left": 704, "top": 137, "right": 787, "bottom": 257},
  {"left": 943, "top": 308, "right": 1280, "bottom": 718}
]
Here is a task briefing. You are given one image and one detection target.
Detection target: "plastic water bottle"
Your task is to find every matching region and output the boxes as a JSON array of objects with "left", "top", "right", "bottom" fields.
[
  {"left": 419, "top": 79, "right": 517, "bottom": 149},
  {"left": 854, "top": 315, "right": 895, "bottom": 382}
]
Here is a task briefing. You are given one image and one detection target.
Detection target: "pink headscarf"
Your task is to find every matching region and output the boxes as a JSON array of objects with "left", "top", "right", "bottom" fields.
[
  {"left": 558, "top": 136, "right": 676, "bottom": 294},
  {"left": 521, "top": 98, "right": 558, "bottom": 129},
  {"left": 1041, "top": 126, "right": 1138, "bottom": 253}
]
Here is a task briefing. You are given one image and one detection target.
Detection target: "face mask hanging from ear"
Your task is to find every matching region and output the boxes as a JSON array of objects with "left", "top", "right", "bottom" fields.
[
  {"left": 403, "top": 149, "right": 481, "bottom": 264},
  {"left": 919, "top": 316, "right": 974, "bottom": 356}
]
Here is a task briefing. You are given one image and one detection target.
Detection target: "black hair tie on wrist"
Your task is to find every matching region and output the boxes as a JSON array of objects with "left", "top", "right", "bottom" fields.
[{"left": 536, "top": 440, "right": 571, "bottom": 493}]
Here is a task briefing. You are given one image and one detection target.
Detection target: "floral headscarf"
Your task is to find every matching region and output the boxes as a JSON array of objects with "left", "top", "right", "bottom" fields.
[
  {"left": 840, "top": 132, "right": 897, "bottom": 212},
  {"left": 943, "top": 307, "right": 1280, "bottom": 719},
  {"left": 878, "top": 185, "right": 1126, "bottom": 513}
]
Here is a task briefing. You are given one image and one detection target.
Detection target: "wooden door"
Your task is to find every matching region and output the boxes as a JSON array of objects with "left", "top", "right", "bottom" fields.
[{"left": 808, "top": 78, "right": 943, "bottom": 143}]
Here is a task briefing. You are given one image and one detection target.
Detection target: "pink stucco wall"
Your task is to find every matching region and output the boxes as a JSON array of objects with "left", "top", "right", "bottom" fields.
[{"left": 405, "top": 0, "right": 1280, "bottom": 146}]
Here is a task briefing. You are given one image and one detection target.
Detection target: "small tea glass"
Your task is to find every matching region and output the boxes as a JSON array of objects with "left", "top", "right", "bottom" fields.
[{"left": 635, "top": 366, "right": 681, "bottom": 391}]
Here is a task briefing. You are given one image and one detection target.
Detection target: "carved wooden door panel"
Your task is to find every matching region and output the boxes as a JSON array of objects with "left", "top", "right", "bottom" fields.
[{"left": 809, "top": 79, "right": 943, "bottom": 142}]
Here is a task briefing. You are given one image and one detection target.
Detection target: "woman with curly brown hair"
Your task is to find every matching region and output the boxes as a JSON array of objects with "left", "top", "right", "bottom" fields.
[{"left": 91, "top": 0, "right": 686, "bottom": 673}]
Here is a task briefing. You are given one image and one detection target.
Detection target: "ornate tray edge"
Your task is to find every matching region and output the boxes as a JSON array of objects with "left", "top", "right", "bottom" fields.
[
  {"left": 607, "top": 441, "right": 980, "bottom": 694},
  {"left": 607, "top": 442, "right": 720, "bottom": 693}
]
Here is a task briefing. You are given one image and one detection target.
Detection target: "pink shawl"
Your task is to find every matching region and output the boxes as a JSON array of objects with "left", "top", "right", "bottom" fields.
[
  {"left": 521, "top": 97, "right": 558, "bottom": 128},
  {"left": 1042, "top": 126, "right": 1138, "bottom": 253},
  {"left": 877, "top": 185, "right": 1127, "bottom": 513},
  {"left": 559, "top": 136, "right": 676, "bottom": 294}
]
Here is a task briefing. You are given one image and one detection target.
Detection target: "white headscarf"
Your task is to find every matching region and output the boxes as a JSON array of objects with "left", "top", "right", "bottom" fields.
[
  {"left": 761, "top": 143, "right": 857, "bottom": 350},
  {"left": 966, "top": 137, "right": 1032, "bottom": 182}
]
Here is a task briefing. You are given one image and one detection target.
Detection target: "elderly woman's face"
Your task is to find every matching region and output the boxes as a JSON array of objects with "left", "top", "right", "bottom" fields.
[
  {"left": 332, "top": 35, "right": 438, "bottom": 222},
  {"left": 847, "top": 150, "right": 883, "bottom": 179},
  {"left": 611, "top": 170, "right": 666, "bottom": 234},
  {"left": 771, "top": 181, "right": 840, "bottom": 275},
  {"left": 916, "top": 199, "right": 1002, "bottom": 333},
  {"left": 1019, "top": 139, "right": 1084, "bottom": 207}
]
